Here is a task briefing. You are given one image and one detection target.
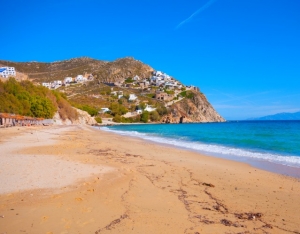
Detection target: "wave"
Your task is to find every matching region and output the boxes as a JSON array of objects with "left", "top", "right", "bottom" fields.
[{"left": 98, "top": 127, "right": 300, "bottom": 168}]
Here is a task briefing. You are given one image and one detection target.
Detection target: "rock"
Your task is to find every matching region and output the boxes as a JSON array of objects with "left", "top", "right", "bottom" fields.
[
  {"left": 52, "top": 108, "right": 96, "bottom": 125},
  {"left": 161, "top": 90, "right": 225, "bottom": 123}
]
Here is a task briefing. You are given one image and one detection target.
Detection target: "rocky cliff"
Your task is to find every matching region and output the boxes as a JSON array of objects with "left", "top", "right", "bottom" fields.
[
  {"left": 53, "top": 108, "right": 96, "bottom": 125},
  {"left": 161, "top": 90, "right": 225, "bottom": 123}
]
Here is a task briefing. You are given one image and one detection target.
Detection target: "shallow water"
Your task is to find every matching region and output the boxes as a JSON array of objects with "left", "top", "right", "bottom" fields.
[{"left": 99, "top": 121, "right": 300, "bottom": 177}]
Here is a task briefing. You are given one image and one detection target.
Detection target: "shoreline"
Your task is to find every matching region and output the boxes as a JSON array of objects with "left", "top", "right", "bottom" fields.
[
  {"left": 97, "top": 125, "right": 300, "bottom": 179},
  {"left": 1, "top": 124, "right": 300, "bottom": 233}
]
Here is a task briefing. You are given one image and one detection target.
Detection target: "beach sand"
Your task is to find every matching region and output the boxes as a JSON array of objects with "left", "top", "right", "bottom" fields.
[{"left": 0, "top": 125, "right": 299, "bottom": 233}]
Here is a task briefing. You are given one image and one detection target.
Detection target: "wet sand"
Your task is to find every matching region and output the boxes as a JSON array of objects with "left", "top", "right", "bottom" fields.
[{"left": 0, "top": 125, "right": 299, "bottom": 233}]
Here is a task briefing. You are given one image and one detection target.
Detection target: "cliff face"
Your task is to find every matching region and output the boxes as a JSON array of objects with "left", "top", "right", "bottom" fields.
[
  {"left": 161, "top": 91, "right": 225, "bottom": 123},
  {"left": 53, "top": 108, "right": 96, "bottom": 125}
]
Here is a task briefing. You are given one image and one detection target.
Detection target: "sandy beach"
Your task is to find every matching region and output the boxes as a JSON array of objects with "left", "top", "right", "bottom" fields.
[{"left": 0, "top": 125, "right": 299, "bottom": 234}]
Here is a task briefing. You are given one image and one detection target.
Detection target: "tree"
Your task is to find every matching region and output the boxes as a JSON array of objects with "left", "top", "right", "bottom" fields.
[
  {"left": 140, "top": 111, "right": 149, "bottom": 123},
  {"left": 113, "top": 114, "right": 122, "bottom": 122},
  {"left": 109, "top": 103, "right": 128, "bottom": 116}
]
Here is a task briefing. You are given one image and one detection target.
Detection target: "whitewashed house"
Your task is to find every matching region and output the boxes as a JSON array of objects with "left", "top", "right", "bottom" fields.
[
  {"left": 75, "top": 75, "right": 84, "bottom": 82},
  {"left": 154, "top": 71, "right": 163, "bottom": 76},
  {"left": 0, "top": 67, "right": 16, "bottom": 78},
  {"left": 117, "top": 91, "right": 123, "bottom": 99},
  {"left": 133, "top": 75, "right": 140, "bottom": 81},
  {"left": 128, "top": 94, "right": 137, "bottom": 101},
  {"left": 55, "top": 80, "right": 62, "bottom": 86},
  {"left": 136, "top": 109, "right": 142, "bottom": 114},
  {"left": 144, "top": 105, "right": 156, "bottom": 112},
  {"left": 151, "top": 76, "right": 162, "bottom": 82},
  {"left": 64, "top": 77, "right": 73, "bottom": 84},
  {"left": 42, "top": 82, "right": 51, "bottom": 88},
  {"left": 99, "top": 108, "right": 110, "bottom": 113},
  {"left": 155, "top": 79, "right": 164, "bottom": 86},
  {"left": 50, "top": 80, "right": 62, "bottom": 89},
  {"left": 165, "top": 81, "right": 178, "bottom": 89}
]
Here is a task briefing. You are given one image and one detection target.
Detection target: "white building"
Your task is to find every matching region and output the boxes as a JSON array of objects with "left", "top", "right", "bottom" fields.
[
  {"left": 42, "top": 83, "right": 51, "bottom": 88},
  {"left": 54, "top": 80, "right": 62, "bottom": 86},
  {"left": 99, "top": 108, "right": 110, "bottom": 113},
  {"left": 153, "top": 71, "right": 163, "bottom": 76},
  {"left": 64, "top": 77, "right": 73, "bottom": 83},
  {"left": 75, "top": 75, "right": 85, "bottom": 82},
  {"left": 155, "top": 80, "right": 164, "bottom": 86},
  {"left": 144, "top": 105, "right": 156, "bottom": 112},
  {"left": 136, "top": 109, "right": 142, "bottom": 114},
  {"left": 128, "top": 94, "right": 137, "bottom": 101},
  {"left": 133, "top": 75, "right": 140, "bottom": 81},
  {"left": 0, "top": 67, "right": 16, "bottom": 78},
  {"left": 151, "top": 76, "right": 161, "bottom": 82}
]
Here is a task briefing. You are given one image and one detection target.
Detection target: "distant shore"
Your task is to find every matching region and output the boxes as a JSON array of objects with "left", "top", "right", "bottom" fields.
[{"left": 0, "top": 124, "right": 299, "bottom": 233}]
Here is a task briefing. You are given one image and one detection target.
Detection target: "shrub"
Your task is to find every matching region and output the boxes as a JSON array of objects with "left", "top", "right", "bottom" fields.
[
  {"left": 109, "top": 103, "right": 128, "bottom": 116},
  {"left": 125, "top": 77, "right": 133, "bottom": 83},
  {"left": 141, "top": 111, "right": 149, "bottom": 123},
  {"left": 95, "top": 116, "right": 102, "bottom": 123},
  {"left": 75, "top": 104, "right": 98, "bottom": 116},
  {"left": 180, "top": 91, "right": 187, "bottom": 97},
  {"left": 150, "top": 110, "right": 160, "bottom": 121},
  {"left": 187, "top": 92, "right": 195, "bottom": 99},
  {"left": 146, "top": 93, "right": 155, "bottom": 98}
]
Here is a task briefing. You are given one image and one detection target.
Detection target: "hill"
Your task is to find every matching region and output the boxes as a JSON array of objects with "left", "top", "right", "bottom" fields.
[
  {"left": 249, "top": 111, "right": 300, "bottom": 120},
  {"left": 0, "top": 57, "right": 153, "bottom": 83},
  {"left": 0, "top": 57, "right": 225, "bottom": 123}
]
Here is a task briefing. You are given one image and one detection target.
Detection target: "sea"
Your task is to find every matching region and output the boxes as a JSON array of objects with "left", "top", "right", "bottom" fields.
[{"left": 98, "top": 121, "right": 300, "bottom": 178}]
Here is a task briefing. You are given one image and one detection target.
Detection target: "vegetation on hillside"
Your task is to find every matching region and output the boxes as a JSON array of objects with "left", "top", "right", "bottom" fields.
[
  {"left": 0, "top": 57, "right": 225, "bottom": 124},
  {"left": 72, "top": 103, "right": 98, "bottom": 116},
  {"left": 0, "top": 78, "right": 78, "bottom": 120}
]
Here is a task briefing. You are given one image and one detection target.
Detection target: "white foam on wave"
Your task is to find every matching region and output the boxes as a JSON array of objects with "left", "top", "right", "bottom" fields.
[{"left": 99, "top": 127, "right": 300, "bottom": 168}]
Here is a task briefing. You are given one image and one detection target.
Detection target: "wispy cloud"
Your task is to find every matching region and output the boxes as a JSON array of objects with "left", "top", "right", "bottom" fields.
[{"left": 175, "top": 0, "right": 217, "bottom": 29}]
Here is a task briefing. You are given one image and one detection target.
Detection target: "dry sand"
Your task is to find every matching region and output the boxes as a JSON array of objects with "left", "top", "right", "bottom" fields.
[{"left": 0, "top": 125, "right": 299, "bottom": 234}]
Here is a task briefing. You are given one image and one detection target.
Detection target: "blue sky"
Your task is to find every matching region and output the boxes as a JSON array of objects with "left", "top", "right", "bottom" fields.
[{"left": 1, "top": 0, "right": 300, "bottom": 120}]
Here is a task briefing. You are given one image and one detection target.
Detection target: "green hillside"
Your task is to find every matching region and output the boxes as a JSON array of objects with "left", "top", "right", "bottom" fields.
[{"left": 0, "top": 78, "right": 78, "bottom": 121}]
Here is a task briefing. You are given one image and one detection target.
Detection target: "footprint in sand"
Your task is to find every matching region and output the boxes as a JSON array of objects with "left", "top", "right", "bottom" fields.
[
  {"left": 41, "top": 216, "right": 49, "bottom": 223},
  {"left": 75, "top": 197, "right": 83, "bottom": 202}
]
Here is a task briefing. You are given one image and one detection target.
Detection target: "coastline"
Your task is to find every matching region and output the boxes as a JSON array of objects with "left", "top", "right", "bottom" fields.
[
  {"left": 1, "top": 125, "right": 299, "bottom": 233},
  {"left": 99, "top": 122, "right": 300, "bottom": 179}
]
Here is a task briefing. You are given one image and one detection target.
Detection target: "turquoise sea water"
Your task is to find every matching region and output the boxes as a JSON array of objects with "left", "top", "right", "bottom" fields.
[{"left": 99, "top": 121, "right": 300, "bottom": 170}]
